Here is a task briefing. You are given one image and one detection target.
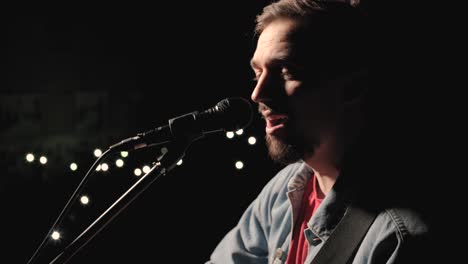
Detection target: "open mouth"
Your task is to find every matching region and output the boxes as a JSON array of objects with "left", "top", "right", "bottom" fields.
[{"left": 265, "top": 114, "right": 288, "bottom": 135}]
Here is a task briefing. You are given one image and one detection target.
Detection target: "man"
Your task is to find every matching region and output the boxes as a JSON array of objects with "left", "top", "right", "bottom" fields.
[{"left": 207, "top": 0, "right": 430, "bottom": 263}]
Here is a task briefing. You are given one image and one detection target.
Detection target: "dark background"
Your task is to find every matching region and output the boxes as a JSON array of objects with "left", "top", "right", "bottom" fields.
[
  {"left": 1, "top": 2, "right": 452, "bottom": 263},
  {"left": 1, "top": 2, "right": 284, "bottom": 263}
]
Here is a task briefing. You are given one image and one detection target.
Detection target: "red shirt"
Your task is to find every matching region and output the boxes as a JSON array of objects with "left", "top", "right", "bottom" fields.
[{"left": 285, "top": 174, "right": 323, "bottom": 264}]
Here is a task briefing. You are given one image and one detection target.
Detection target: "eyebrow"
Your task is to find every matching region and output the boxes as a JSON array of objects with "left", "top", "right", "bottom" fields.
[
  {"left": 250, "top": 55, "right": 302, "bottom": 71},
  {"left": 250, "top": 56, "right": 291, "bottom": 70}
]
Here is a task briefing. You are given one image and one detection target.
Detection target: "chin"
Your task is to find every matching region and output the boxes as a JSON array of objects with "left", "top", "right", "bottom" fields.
[{"left": 266, "top": 134, "right": 303, "bottom": 165}]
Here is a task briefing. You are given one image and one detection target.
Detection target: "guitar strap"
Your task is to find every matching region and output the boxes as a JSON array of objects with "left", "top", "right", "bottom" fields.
[{"left": 310, "top": 205, "right": 377, "bottom": 264}]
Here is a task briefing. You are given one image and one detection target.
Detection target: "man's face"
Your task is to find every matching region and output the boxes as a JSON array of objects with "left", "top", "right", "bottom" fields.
[{"left": 250, "top": 18, "right": 340, "bottom": 164}]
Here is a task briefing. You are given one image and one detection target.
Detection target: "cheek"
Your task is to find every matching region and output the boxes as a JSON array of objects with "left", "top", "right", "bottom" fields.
[
  {"left": 284, "top": 80, "right": 301, "bottom": 96},
  {"left": 285, "top": 82, "right": 311, "bottom": 116},
  {"left": 288, "top": 95, "right": 315, "bottom": 132},
  {"left": 288, "top": 84, "right": 318, "bottom": 116},
  {"left": 288, "top": 87, "right": 339, "bottom": 129}
]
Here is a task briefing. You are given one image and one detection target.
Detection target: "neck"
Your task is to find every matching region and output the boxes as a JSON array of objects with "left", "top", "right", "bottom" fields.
[
  {"left": 304, "top": 103, "right": 364, "bottom": 196},
  {"left": 304, "top": 135, "right": 340, "bottom": 196}
]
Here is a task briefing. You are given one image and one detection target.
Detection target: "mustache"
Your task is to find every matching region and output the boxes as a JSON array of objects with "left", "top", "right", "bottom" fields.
[
  {"left": 258, "top": 102, "right": 289, "bottom": 115},
  {"left": 258, "top": 103, "right": 271, "bottom": 113}
]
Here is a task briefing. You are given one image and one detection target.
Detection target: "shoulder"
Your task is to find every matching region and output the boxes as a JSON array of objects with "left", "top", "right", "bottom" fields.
[
  {"left": 354, "top": 207, "right": 431, "bottom": 263},
  {"left": 382, "top": 207, "right": 429, "bottom": 238},
  {"left": 367, "top": 207, "right": 429, "bottom": 242}
]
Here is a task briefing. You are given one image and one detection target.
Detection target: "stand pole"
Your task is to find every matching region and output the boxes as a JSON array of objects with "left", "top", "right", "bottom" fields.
[{"left": 49, "top": 144, "right": 186, "bottom": 264}]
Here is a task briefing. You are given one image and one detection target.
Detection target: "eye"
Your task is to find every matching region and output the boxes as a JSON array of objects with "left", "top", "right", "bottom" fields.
[
  {"left": 280, "top": 63, "right": 305, "bottom": 81},
  {"left": 281, "top": 67, "right": 293, "bottom": 81},
  {"left": 252, "top": 70, "right": 262, "bottom": 82}
]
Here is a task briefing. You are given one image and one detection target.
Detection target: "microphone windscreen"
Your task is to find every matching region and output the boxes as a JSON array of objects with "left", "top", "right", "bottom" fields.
[
  {"left": 200, "top": 97, "right": 253, "bottom": 133},
  {"left": 215, "top": 97, "right": 253, "bottom": 131}
]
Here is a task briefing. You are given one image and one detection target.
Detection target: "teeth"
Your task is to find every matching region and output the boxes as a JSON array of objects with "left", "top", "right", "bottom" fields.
[
  {"left": 267, "top": 116, "right": 288, "bottom": 127},
  {"left": 267, "top": 116, "right": 287, "bottom": 121}
]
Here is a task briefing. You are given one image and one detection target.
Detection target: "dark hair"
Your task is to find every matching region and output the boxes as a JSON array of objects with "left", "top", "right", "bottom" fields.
[
  {"left": 255, "top": 0, "right": 369, "bottom": 76},
  {"left": 256, "top": 0, "right": 366, "bottom": 34}
]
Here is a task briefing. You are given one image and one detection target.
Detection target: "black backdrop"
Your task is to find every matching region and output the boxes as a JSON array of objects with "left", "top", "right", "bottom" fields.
[
  {"left": 1, "top": 1, "right": 451, "bottom": 263},
  {"left": 1, "top": 2, "right": 284, "bottom": 263}
]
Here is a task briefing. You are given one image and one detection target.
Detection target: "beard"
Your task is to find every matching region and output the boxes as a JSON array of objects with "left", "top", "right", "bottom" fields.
[
  {"left": 265, "top": 116, "right": 323, "bottom": 165},
  {"left": 266, "top": 134, "right": 302, "bottom": 165},
  {"left": 259, "top": 103, "right": 320, "bottom": 165},
  {"left": 267, "top": 128, "right": 324, "bottom": 165}
]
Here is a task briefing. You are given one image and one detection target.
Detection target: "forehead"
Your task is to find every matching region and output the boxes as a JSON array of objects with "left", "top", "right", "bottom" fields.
[
  {"left": 252, "top": 19, "right": 302, "bottom": 67},
  {"left": 258, "top": 18, "right": 299, "bottom": 47}
]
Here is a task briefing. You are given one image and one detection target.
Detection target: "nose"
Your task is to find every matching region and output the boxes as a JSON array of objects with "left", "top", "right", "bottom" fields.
[
  {"left": 250, "top": 83, "right": 262, "bottom": 103},
  {"left": 251, "top": 72, "right": 273, "bottom": 104}
]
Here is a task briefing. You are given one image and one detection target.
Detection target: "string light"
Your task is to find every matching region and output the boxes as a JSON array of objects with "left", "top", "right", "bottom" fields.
[
  {"left": 80, "top": 195, "right": 89, "bottom": 205},
  {"left": 235, "top": 129, "right": 244, "bottom": 135},
  {"left": 115, "top": 159, "right": 124, "bottom": 167},
  {"left": 142, "top": 165, "right": 151, "bottom": 174},
  {"left": 70, "top": 163, "right": 78, "bottom": 171},
  {"left": 248, "top": 136, "right": 257, "bottom": 145},
  {"left": 51, "top": 231, "right": 61, "bottom": 240},
  {"left": 226, "top": 131, "right": 235, "bottom": 139},
  {"left": 176, "top": 159, "right": 183, "bottom": 166},
  {"left": 120, "top": 151, "right": 128, "bottom": 158},
  {"left": 26, "top": 153, "right": 35, "bottom": 162},
  {"left": 96, "top": 164, "right": 102, "bottom": 171},
  {"left": 134, "top": 168, "right": 142, "bottom": 176},
  {"left": 94, "top": 149, "right": 102, "bottom": 157},
  {"left": 39, "top": 156, "right": 47, "bottom": 164},
  {"left": 235, "top": 161, "right": 244, "bottom": 170},
  {"left": 101, "top": 163, "right": 109, "bottom": 171}
]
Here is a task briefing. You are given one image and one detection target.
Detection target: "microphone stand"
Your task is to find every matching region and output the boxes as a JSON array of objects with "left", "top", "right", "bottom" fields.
[{"left": 48, "top": 141, "right": 188, "bottom": 264}]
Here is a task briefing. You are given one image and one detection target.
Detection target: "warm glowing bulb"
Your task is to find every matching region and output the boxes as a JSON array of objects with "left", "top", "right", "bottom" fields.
[
  {"left": 235, "top": 129, "right": 244, "bottom": 135},
  {"left": 101, "top": 163, "right": 109, "bottom": 171},
  {"left": 80, "top": 196, "right": 89, "bottom": 205},
  {"left": 142, "top": 165, "right": 151, "bottom": 174},
  {"left": 51, "top": 231, "right": 61, "bottom": 240},
  {"left": 39, "top": 156, "right": 47, "bottom": 164},
  {"left": 235, "top": 161, "right": 244, "bottom": 170},
  {"left": 70, "top": 163, "right": 78, "bottom": 171},
  {"left": 176, "top": 159, "right": 183, "bottom": 166},
  {"left": 120, "top": 151, "right": 128, "bottom": 158},
  {"left": 115, "top": 159, "right": 124, "bottom": 167},
  {"left": 134, "top": 168, "right": 142, "bottom": 176},
  {"left": 248, "top": 136, "right": 257, "bottom": 145},
  {"left": 26, "top": 153, "right": 35, "bottom": 162},
  {"left": 226, "top": 131, "right": 235, "bottom": 139},
  {"left": 94, "top": 149, "right": 102, "bottom": 157}
]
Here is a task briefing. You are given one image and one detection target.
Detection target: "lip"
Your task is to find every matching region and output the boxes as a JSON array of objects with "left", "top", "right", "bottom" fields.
[
  {"left": 262, "top": 110, "right": 289, "bottom": 136},
  {"left": 265, "top": 123, "right": 285, "bottom": 135}
]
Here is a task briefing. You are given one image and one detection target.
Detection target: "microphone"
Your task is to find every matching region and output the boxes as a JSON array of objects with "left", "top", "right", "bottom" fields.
[{"left": 109, "top": 97, "right": 253, "bottom": 152}]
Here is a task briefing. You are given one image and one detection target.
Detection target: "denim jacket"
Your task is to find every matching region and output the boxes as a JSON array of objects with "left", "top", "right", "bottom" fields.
[{"left": 206, "top": 161, "right": 429, "bottom": 264}]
